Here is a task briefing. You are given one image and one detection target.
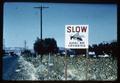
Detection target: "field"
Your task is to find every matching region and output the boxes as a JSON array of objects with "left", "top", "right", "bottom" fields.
[{"left": 3, "top": 54, "right": 117, "bottom": 80}]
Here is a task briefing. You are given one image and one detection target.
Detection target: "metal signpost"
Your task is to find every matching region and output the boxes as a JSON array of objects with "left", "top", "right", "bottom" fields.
[
  {"left": 86, "top": 48, "right": 89, "bottom": 80},
  {"left": 65, "top": 49, "right": 67, "bottom": 80},
  {"left": 65, "top": 25, "right": 89, "bottom": 80}
]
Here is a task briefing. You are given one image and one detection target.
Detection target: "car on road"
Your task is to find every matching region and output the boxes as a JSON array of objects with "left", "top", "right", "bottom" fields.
[
  {"left": 9, "top": 52, "right": 18, "bottom": 56},
  {"left": 98, "top": 54, "right": 110, "bottom": 58},
  {"left": 88, "top": 52, "right": 96, "bottom": 58}
]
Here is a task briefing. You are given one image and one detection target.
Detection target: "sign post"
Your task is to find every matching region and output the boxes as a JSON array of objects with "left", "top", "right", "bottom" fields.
[
  {"left": 48, "top": 53, "right": 50, "bottom": 80},
  {"left": 65, "top": 25, "right": 89, "bottom": 80},
  {"left": 86, "top": 48, "right": 89, "bottom": 80},
  {"left": 65, "top": 49, "right": 67, "bottom": 80}
]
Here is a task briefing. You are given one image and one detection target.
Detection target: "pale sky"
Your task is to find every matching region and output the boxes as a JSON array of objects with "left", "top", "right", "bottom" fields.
[{"left": 4, "top": 3, "right": 117, "bottom": 49}]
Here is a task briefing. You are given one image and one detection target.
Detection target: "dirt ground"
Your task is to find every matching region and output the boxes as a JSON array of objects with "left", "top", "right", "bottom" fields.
[{"left": 3, "top": 54, "right": 117, "bottom": 80}]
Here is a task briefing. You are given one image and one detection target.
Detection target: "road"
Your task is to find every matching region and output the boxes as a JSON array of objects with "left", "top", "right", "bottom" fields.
[{"left": 2, "top": 55, "right": 38, "bottom": 80}]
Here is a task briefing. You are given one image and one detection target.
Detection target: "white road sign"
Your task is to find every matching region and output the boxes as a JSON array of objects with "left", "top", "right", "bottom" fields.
[{"left": 65, "top": 25, "right": 89, "bottom": 49}]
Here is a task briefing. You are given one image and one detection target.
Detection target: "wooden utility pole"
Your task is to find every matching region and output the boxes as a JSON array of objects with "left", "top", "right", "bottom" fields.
[
  {"left": 24, "top": 40, "right": 27, "bottom": 50},
  {"left": 34, "top": 6, "right": 49, "bottom": 40}
]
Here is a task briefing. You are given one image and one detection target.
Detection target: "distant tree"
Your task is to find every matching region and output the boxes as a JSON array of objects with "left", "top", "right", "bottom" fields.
[
  {"left": 91, "top": 40, "right": 118, "bottom": 58},
  {"left": 21, "top": 49, "right": 32, "bottom": 56},
  {"left": 33, "top": 37, "right": 58, "bottom": 62},
  {"left": 92, "top": 44, "right": 99, "bottom": 55},
  {"left": 98, "top": 43, "right": 104, "bottom": 55},
  {"left": 104, "top": 43, "right": 111, "bottom": 55},
  {"left": 44, "top": 38, "right": 58, "bottom": 54},
  {"left": 72, "top": 49, "right": 86, "bottom": 56},
  {"left": 110, "top": 40, "right": 118, "bottom": 58},
  {"left": 89, "top": 45, "right": 93, "bottom": 51},
  {"left": 34, "top": 38, "right": 45, "bottom": 62}
]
